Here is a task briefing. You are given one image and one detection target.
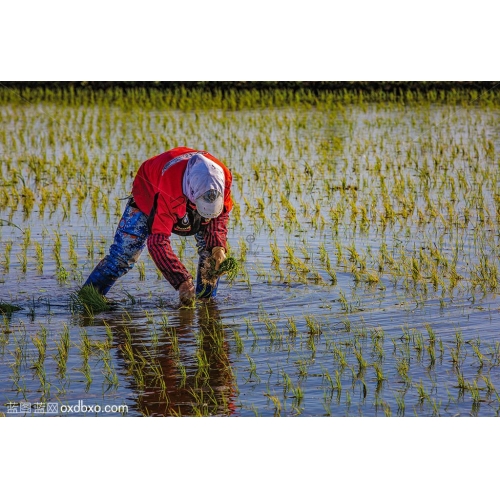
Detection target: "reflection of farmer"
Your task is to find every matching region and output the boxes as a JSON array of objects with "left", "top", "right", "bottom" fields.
[
  {"left": 112, "top": 302, "right": 236, "bottom": 416},
  {"left": 83, "top": 147, "right": 233, "bottom": 303}
]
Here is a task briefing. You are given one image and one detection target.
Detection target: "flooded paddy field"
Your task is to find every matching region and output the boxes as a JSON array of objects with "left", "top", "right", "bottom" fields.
[{"left": 1, "top": 88, "right": 500, "bottom": 416}]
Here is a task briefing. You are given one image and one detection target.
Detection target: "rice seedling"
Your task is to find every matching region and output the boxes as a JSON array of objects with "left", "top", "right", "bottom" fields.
[
  {"left": 471, "top": 339, "right": 484, "bottom": 367},
  {"left": 290, "top": 387, "right": 304, "bottom": 415},
  {"left": 415, "top": 380, "right": 430, "bottom": 404},
  {"left": 373, "top": 362, "right": 386, "bottom": 384},
  {"left": 295, "top": 358, "right": 309, "bottom": 379},
  {"left": 199, "top": 255, "right": 239, "bottom": 291},
  {"left": 304, "top": 315, "right": 321, "bottom": 336},
  {"left": 395, "top": 392, "right": 406, "bottom": 416},
  {"left": 33, "top": 241, "right": 44, "bottom": 273},
  {"left": 332, "top": 370, "right": 342, "bottom": 395},
  {"left": 396, "top": 357, "right": 410, "bottom": 384},
  {"left": 66, "top": 233, "right": 78, "bottom": 269},
  {"left": 281, "top": 370, "right": 293, "bottom": 395},
  {"left": 337, "top": 290, "right": 352, "bottom": 313},
  {"left": 31, "top": 326, "right": 47, "bottom": 372},
  {"left": 54, "top": 323, "right": 71, "bottom": 378},
  {"left": 332, "top": 344, "right": 348, "bottom": 370},
  {"left": 177, "top": 361, "right": 187, "bottom": 388},
  {"left": 137, "top": 261, "right": 146, "bottom": 281},
  {"left": 286, "top": 316, "right": 298, "bottom": 337},
  {"left": 354, "top": 348, "right": 368, "bottom": 371},
  {"left": 17, "top": 247, "right": 28, "bottom": 273},
  {"left": 1, "top": 241, "right": 13, "bottom": 272},
  {"left": 480, "top": 375, "right": 496, "bottom": 396},
  {"left": 195, "top": 349, "right": 210, "bottom": 385},
  {"left": 86, "top": 232, "right": 95, "bottom": 261},
  {"left": 56, "top": 265, "right": 70, "bottom": 284},
  {"left": 53, "top": 230, "right": 62, "bottom": 268},
  {"left": 244, "top": 318, "right": 259, "bottom": 345},
  {"left": 70, "top": 285, "right": 112, "bottom": 314},
  {"left": 245, "top": 354, "right": 260, "bottom": 383},
  {"left": 163, "top": 325, "right": 180, "bottom": 359},
  {"left": 230, "top": 327, "right": 244, "bottom": 356},
  {"left": 0, "top": 302, "right": 22, "bottom": 315},
  {"left": 101, "top": 354, "right": 120, "bottom": 393},
  {"left": 264, "top": 391, "right": 282, "bottom": 417}
]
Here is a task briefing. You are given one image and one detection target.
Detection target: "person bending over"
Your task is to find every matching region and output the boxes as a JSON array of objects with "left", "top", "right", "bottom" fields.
[{"left": 83, "top": 147, "right": 232, "bottom": 304}]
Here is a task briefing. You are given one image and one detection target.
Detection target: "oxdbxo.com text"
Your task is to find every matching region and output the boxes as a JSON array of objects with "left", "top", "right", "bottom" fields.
[{"left": 60, "top": 400, "right": 128, "bottom": 414}]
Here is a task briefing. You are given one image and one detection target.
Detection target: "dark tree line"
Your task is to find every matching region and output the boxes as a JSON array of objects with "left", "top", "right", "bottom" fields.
[{"left": 1, "top": 81, "right": 499, "bottom": 92}]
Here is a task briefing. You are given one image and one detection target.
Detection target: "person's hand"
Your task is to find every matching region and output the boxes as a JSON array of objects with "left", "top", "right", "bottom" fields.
[
  {"left": 212, "top": 247, "right": 226, "bottom": 271},
  {"left": 179, "top": 278, "right": 195, "bottom": 304}
]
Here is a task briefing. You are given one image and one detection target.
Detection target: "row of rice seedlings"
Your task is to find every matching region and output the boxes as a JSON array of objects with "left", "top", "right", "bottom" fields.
[{"left": 4, "top": 86, "right": 500, "bottom": 111}]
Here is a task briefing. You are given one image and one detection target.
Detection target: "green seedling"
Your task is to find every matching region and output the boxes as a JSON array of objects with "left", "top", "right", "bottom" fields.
[
  {"left": 70, "top": 285, "right": 112, "bottom": 314},
  {"left": 198, "top": 256, "right": 239, "bottom": 297},
  {"left": 0, "top": 302, "right": 22, "bottom": 314}
]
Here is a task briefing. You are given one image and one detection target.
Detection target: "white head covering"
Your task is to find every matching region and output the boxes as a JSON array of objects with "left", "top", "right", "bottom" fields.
[{"left": 182, "top": 153, "right": 225, "bottom": 218}]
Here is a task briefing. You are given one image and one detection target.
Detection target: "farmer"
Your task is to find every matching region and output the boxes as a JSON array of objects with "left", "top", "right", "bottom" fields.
[{"left": 83, "top": 147, "right": 232, "bottom": 304}]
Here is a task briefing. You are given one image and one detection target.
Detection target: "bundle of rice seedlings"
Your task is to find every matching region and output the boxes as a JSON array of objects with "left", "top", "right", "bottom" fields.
[
  {"left": 70, "top": 285, "right": 112, "bottom": 314},
  {"left": 200, "top": 256, "right": 239, "bottom": 288},
  {"left": 0, "top": 302, "right": 22, "bottom": 314}
]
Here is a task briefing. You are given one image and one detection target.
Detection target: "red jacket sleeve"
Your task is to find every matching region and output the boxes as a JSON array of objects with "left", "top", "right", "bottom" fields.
[
  {"left": 147, "top": 233, "right": 192, "bottom": 290},
  {"left": 204, "top": 208, "right": 230, "bottom": 251}
]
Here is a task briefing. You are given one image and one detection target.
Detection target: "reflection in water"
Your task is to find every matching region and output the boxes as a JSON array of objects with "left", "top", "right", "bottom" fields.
[{"left": 107, "top": 302, "right": 236, "bottom": 416}]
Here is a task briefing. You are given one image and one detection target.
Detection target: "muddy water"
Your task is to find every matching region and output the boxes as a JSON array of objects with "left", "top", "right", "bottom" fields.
[{"left": 1, "top": 102, "right": 499, "bottom": 416}]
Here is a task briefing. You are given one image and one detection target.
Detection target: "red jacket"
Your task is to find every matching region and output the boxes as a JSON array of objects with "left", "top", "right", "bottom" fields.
[
  {"left": 131, "top": 147, "right": 233, "bottom": 290},
  {"left": 132, "top": 147, "right": 232, "bottom": 236}
]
